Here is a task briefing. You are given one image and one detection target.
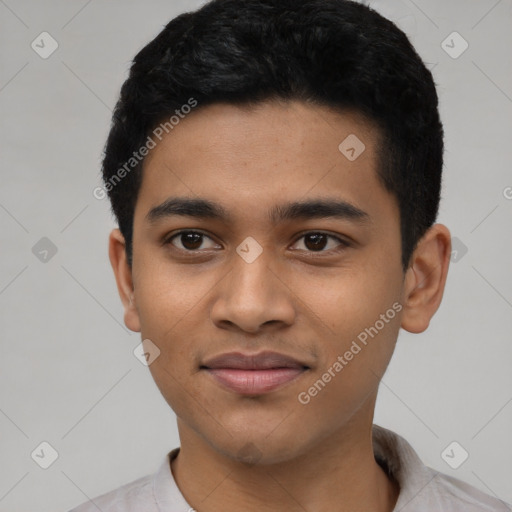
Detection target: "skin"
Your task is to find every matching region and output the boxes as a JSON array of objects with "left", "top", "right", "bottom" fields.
[{"left": 109, "top": 100, "right": 451, "bottom": 512}]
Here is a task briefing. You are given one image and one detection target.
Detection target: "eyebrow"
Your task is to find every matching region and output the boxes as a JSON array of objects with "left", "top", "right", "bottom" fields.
[{"left": 145, "top": 197, "right": 371, "bottom": 225}]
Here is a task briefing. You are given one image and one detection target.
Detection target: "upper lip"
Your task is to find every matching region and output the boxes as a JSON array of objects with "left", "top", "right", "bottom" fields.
[{"left": 201, "top": 351, "right": 309, "bottom": 370}]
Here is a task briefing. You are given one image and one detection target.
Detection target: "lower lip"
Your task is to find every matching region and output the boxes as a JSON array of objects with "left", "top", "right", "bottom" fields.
[{"left": 205, "top": 368, "right": 306, "bottom": 395}]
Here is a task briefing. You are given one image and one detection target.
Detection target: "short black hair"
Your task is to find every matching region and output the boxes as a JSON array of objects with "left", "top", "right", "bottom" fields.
[{"left": 101, "top": 0, "right": 443, "bottom": 271}]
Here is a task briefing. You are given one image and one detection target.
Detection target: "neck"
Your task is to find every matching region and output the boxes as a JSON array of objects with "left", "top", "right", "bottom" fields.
[{"left": 171, "top": 415, "right": 399, "bottom": 512}]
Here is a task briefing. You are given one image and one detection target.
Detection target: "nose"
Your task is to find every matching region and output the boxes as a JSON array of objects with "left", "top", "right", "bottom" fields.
[{"left": 210, "top": 248, "right": 296, "bottom": 334}]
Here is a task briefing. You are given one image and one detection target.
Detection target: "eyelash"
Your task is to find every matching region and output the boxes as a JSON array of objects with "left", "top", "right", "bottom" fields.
[{"left": 163, "top": 230, "right": 351, "bottom": 255}]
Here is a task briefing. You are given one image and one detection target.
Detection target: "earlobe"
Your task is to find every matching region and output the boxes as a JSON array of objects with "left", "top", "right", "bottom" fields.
[
  {"left": 108, "top": 228, "right": 141, "bottom": 333},
  {"left": 400, "top": 224, "right": 451, "bottom": 334}
]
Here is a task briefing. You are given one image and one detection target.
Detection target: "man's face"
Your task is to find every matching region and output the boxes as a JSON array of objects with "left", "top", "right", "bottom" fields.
[{"left": 127, "top": 100, "right": 406, "bottom": 463}]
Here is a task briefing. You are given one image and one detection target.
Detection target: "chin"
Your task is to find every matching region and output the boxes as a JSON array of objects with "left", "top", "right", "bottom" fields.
[{"left": 203, "top": 425, "right": 314, "bottom": 466}]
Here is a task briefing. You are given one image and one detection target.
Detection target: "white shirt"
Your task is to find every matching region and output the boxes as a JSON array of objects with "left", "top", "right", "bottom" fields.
[{"left": 68, "top": 425, "right": 510, "bottom": 511}]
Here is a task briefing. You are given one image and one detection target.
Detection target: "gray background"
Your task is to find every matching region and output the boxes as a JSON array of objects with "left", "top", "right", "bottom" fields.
[{"left": 1, "top": 0, "right": 511, "bottom": 510}]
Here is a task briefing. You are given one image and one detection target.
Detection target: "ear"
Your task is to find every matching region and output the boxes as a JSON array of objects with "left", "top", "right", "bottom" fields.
[
  {"left": 401, "top": 224, "right": 451, "bottom": 333},
  {"left": 108, "top": 228, "right": 141, "bottom": 332}
]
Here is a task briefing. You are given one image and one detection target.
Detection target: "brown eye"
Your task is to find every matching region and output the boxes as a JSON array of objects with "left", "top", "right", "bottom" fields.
[
  {"left": 166, "top": 231, "right": 219, "bottom": 251},
  {"left": 304, "top": 233, "right": 328, "bottom": 251},
  {"left": 292, "top": 232, "right": 349, "bottom": 253}
]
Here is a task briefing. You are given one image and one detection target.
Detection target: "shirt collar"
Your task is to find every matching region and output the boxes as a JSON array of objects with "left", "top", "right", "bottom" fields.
[
  {"left": 152, "top": 447, "right": 191, "bottom": 510},
  {"left": 372, "top": 424, "right": 441, "bottom": 510}
]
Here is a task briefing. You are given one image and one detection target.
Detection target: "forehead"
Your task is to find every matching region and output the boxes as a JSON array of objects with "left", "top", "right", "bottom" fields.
[{"left": 135, "top": 100, "right": 397, "bottom": 227}]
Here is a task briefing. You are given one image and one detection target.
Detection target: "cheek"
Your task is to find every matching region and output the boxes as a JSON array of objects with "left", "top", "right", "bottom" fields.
[
  {"left": 304, "top": 264, "right": 401, "bottom": 334},
  {"left": 132, "top": 272, "right": 211, "bottom": 394},
  {"left": 295, "top": 309, "right": 401, "bottom": 428},
  {"left": 299, "top": 267, "right": 402, "bottom": 389},
  {"left": 142, "top": 311, "right": 208, "bottom": 420},
  {"left": 133, "top": 256, "right": 214, "bottom": 337}
]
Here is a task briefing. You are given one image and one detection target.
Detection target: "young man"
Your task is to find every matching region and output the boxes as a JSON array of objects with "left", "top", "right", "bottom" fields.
[{"left": 71, "top": 0, "right": 510, "bottom": 510}]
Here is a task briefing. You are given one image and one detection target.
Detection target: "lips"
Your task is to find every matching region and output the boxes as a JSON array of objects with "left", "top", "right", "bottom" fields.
[
  {"left": 201, "top": 351, "right": 309, "bottom": 395},
  {"left": 203, "top": 351, "right": 308, "bottom": 370}
]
